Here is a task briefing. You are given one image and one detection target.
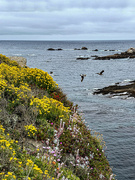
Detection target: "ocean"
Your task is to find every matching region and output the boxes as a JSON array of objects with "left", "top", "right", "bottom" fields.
[{"left": 0, "top": 40, "right": 135, "bottom": 180}]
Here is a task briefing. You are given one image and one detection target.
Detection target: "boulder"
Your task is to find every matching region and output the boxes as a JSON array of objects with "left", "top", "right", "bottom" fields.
[
  {"left": 8, "top": 56, "right": 27, "bottom": 67},
  {"left": 76, "top": 57, "right": 90, "bottom": 60},
  {"left": 81, "top": 47, "right": 88, "bottom": 50},
  {"left": 47, "top": 48, "right": 55, "bottom": 51},
  {"left": 126, "top": 47, "right": 135, "bottom": 54}
]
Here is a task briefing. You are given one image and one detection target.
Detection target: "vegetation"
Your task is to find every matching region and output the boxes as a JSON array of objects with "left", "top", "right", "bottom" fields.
[{"left": 0, "top": 54, "right": 115, "bottom": 180}]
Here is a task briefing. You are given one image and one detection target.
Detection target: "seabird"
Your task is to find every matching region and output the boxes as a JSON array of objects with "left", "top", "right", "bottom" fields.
[
  {"left": 80, "top": 74, "right": 86, "bottom": 82},
  {"left": 96, "top": 70, "right": 104, "bottom": 75},
  {"left": 49, "top": 71, "right": 54, "bottom": 76}
]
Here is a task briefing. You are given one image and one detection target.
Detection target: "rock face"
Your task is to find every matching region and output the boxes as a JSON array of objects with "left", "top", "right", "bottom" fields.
[
  {"left": 9, "top": 56, "right": 27, "bottom": 67},
  {"left": 94, "top": 47, "right": 135, "bottom": 60},
  {"left": 93, "top": 81, "right": 135, "bottom": 98}
]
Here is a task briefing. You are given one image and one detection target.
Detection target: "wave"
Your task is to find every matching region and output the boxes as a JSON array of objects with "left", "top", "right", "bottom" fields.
[{"left": 28, "top": 54, "right": 36, "bottom": 57}]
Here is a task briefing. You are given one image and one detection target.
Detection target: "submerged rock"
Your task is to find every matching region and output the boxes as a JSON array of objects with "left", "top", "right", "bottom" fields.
[
  {"left": 93, "top": 49, "right": 98, "bottom": 51},
  {"left": 57, "top": 48, "right": 63, "bottom": 51},
  {"left": 76, "top": 57, "right": 90, "bottom": 60},
  {"left": 74, "top": 48, "right": 81, "bottom": 50}
]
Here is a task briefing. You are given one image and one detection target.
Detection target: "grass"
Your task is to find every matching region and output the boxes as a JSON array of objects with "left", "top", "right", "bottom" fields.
[{"left": 0, "top": 54, "right": 115, "bottom": 180}]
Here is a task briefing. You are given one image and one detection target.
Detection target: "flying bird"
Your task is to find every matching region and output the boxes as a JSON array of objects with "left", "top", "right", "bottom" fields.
[
  {"left": 96, "top": 70, "right": 104, "bottom": 75},
  {"left": 80, "top": 74, "right": 86, "bottom": 82}
]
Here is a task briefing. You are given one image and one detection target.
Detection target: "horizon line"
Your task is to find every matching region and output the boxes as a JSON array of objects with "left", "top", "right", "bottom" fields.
[{"left": 0, "top": 39, "right": 135, "bottom": 41}]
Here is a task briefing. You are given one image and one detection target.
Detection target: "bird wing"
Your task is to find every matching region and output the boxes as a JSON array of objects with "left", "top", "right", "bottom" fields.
[{"left": 81, "top": 76, "right": 84, "bottom": 82}]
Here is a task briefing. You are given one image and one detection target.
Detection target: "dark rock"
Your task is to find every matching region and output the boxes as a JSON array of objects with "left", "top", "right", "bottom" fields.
[
  {"left": 93, "top": 81, "right": 135, "bottom": 97},
  {"left": 91, "top": 55, "right": 98, "bottom": 57},
  {"left": 129, "top": 56, "right": 135, "bottom": 59},
  {"left": 94, "top": 47, "right": 135, "bottom": 60},
  {"left": 74, "top": 48, "right": 81, "bottom": 50},
  {"left": 47, "top": 48, "right": 63, "bottom": 51},
  {"left": 47, "top": 48, "right": 55, "bottom": 51},
  {"left": 76, "top": 57, "right": 90, "bottom": 60},
  {"left": 93, "top": 49, "right": 98, "bottom": 51},
  {"left": 81, "top": 47, "right": 88, "bottom": 50}
]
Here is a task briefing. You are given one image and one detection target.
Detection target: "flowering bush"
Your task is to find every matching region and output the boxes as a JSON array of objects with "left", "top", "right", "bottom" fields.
[
  {"left": 0, "top": 54, "right": 115, "bottom": 180},
  {"left": 30, "top": 95, "right": 70, "bottom": 121},
  {"left": 0, "top": 124, "right": 80, "bottom": 180},
  {"left": 0, "top": 54, "right": 20, "bottom": 67},
  {"left": 24, "top": 124, "right": 37, "bottom": 138},
  {"left": 0, "top": 63, "right": 58, "bottom": 92}
]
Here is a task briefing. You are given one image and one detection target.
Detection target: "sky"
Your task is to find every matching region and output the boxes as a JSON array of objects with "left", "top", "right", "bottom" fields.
[{"left": 0, "top": 0, "right": 135, "bottom": 40}]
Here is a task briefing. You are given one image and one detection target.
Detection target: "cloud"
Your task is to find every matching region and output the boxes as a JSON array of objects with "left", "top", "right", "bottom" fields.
[
  {"left": 0, "top": 0, "right": 135, "bottom": 40},
  {"left": 0, "top": 0, "right": 130, "bottom": 12}
]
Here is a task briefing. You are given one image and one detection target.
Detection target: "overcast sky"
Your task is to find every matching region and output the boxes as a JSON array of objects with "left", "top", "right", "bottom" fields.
[{"left": 0, "top": 0, "right": 135, "bottom": 40}]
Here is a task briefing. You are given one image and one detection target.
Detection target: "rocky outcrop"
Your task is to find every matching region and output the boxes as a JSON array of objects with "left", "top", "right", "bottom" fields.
[
  {"left": 9, "top": 56, "right": 27, "bottom": 67},
  {"left": 126, "top": 47, "right": 135, "bottom": 54},
  {"left": 81, "top": 47, "right": 88, "bottom": 50},
  {"left": 47, "top": 48, "right": 63, "bottom": 51},
  {"left": 74, "top": 47, "right": 88, "bottom": 50},
  {"left": 93, "top": 80, "right": 135, "bottom": 98},
  {"left": 94, "top": 47, "right": 135, "bottom": 60}
]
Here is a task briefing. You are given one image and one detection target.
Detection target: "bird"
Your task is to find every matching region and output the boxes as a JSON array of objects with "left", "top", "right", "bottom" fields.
[
  {"left": 49, "top": 71, "right": 54, "bottom": 76},
  {"left": 80, "top": 74, "right": 86, "bottom": 82},
  {"left": 96, "top": 70, "right": 104, "bottom": 75}
]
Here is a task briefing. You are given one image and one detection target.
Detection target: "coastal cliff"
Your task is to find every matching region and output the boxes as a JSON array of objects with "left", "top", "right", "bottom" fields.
[{"left": 0, "top": 54, "right": 114, "bottom": 180}]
